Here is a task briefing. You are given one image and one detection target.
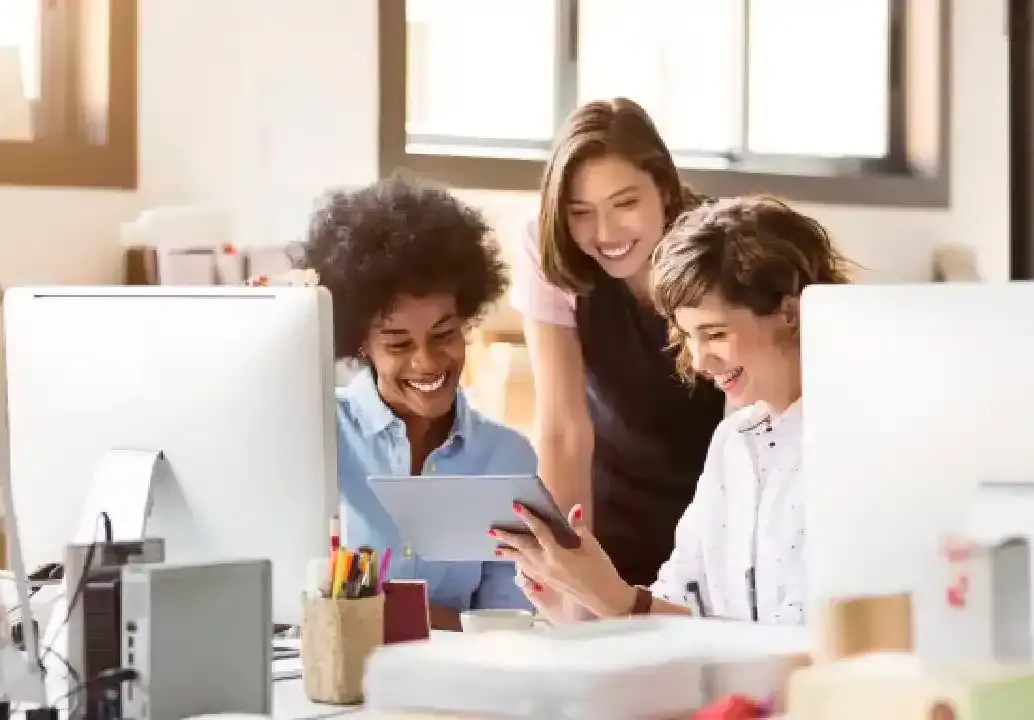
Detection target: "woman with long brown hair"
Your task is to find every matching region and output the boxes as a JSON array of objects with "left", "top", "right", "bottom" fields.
[{"left": 510, "top": 98, "right": 726, "bottom": 589}]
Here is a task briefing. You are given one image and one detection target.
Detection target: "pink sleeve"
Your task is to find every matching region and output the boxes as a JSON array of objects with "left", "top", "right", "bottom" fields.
[{"left": 509, "top": 220, "right": 577, "bottom": 328}]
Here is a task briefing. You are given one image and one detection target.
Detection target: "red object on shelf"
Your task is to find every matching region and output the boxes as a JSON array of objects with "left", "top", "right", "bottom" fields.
[{"left": 691, "top": 694, "right": 764, "bottom": 720}]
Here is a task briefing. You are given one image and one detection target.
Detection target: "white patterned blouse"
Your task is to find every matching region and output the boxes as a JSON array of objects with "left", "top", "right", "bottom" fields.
[{"left": 650, "top": 400, "right": 806, "bottom": 625}]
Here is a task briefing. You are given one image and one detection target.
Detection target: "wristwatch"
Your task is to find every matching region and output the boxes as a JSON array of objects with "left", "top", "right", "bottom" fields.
[{"left": 629, "top": 585, "right": 653, "bottom": 615}]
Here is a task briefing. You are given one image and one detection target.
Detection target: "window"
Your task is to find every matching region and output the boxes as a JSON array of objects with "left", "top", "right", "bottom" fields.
[
  {"left": 379, "top": 0, "right": 948, "bottom": 208},
  {"left": 0, "top": 0, "right": 137, "bottom": 189}
]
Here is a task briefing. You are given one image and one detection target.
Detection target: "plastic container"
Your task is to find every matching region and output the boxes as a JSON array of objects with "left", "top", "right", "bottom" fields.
[{"left": 363, "top": 615, "right": 809, "bottom": 719}]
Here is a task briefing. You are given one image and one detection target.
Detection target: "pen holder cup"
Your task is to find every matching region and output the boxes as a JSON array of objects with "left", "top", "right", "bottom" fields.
[{"left": 300, "top": 593, "right": 384, "bottom": 705}]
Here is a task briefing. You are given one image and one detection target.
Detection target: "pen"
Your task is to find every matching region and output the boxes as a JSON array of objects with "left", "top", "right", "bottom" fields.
[
  {"left": 686, "top": 580, "right": 706, "bottom": 617},
  {"left": 378, "top": 547, "right": 392, "bottom": 592},
  {"left": 746, "top": 567, "right": 758, "bottom": 622}
]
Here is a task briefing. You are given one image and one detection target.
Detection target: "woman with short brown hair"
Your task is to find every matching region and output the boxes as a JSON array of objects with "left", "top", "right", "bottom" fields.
[
  {"left": 511, "top": 98, "right": 726, "bottom": 589},
  {"left": 497, "top": 195, "right": 852, "bottom": 624}
]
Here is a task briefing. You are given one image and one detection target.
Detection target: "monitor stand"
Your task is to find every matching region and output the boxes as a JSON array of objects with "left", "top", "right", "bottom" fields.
[
  {"left": 74, "top": 449, "right": 166, "bottom": 544},
  {"left": 37, "top": 449, "right": 166, "bottom": 706},
  {"left": 965, "top": 480, "right": 1034, "bottom": 663},
  {"left": 0, "top": 419, "right": 45, "bottom": 704}
]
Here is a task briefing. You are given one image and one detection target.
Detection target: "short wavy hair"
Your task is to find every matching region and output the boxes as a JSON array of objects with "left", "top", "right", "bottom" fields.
[
  {"left": 651, "top": 195, "right": 853, "bottom": 380},
  {"left": 301, "top": 176, "right": 509, "bottom": 360}
]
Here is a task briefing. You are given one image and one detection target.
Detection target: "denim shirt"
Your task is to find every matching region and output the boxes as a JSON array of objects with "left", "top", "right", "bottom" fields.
[{"left": 337, "top": 368, "right": 536, "bottom": 612}]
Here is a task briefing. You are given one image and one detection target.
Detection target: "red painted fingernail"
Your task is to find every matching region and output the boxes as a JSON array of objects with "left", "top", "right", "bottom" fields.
[
  {"left": 512, "top": 502, "right": 524, "bottom": 514},
  {"left": 572, "top": 505, "right": 583, "bottom": 521},
  {"left": 494, "top": 548, "right": 503, "bottom": 556},
  {"left": 487, "top": 529, "right": 497, "bottom": 537}
]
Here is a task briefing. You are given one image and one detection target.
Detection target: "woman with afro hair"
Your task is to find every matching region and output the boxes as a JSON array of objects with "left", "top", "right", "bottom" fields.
[{"left": 303, "top": 175, "right": 536, "bottom": 630}]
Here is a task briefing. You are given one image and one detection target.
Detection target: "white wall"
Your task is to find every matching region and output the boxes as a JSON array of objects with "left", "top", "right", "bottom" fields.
[{"left": 0, "top": 0, "right": 1011, "bottom": 286}]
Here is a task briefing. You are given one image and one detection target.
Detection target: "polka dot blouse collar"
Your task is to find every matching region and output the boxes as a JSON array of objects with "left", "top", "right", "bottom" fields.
[{"left": 735, "top": 398, "right": 803, "bottom": 434}]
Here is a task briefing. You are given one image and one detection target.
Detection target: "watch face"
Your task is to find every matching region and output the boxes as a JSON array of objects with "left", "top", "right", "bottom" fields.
[{"left": 929, "top": 700, "right": 956, "bottom": 720}]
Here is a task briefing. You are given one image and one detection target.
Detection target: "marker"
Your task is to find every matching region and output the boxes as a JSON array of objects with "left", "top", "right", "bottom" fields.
[
  {"left": 330, "top": 515, "right": 341, "bottom": 553},
  {"left": 328, "top": 516, "right": 341, "bottom": 590}
]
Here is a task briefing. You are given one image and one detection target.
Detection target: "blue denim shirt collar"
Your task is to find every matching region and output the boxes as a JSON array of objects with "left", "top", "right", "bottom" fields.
[{"left": 349, "top": 366, "right": 474, "bottom": 440}]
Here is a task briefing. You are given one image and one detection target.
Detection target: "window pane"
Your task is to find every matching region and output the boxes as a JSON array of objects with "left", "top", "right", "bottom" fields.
[
  {"left": 748, "top": 0, "right": 890, "bottom": 157},
  {"left": 578, "top": 0, "right": 743, "bottom": 156},
  {"left": 406, "top": 0, "right": 555, "bottom": 146},
  {"left": 0, "top": 0, "right": 40, "bottom": 141}
]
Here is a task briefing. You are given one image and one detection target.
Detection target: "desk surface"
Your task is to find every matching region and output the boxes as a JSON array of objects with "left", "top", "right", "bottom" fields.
[
  {"left": 273, "top": 640, "right": 365, "bottom": 720},
  {"left": 274, "top": 675, "right": 364, "bottom": 719}
]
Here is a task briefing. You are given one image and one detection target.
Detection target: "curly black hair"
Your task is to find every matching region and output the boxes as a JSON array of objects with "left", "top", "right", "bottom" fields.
[{"left": 302, "top": 176, "right": 509, "bottom": 360}]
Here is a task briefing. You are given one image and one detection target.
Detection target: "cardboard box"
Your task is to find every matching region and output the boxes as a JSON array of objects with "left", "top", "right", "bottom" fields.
[
  {"left": 789, "top": 652, "right": 1034, "bottom": 720},
  {"left": 814, "top": 593, "right": 913, "bottom": 662}
]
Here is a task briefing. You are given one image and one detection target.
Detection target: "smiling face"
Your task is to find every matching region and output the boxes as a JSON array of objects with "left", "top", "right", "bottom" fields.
[
  {"left": 673, "top": 291, "right": 800, "bottom": 410},
  {"left": 364, "top": 294, "right": 466, "bottom": 421},
  {"left": 564, "top": 155, "right": 667, "bottom": 281}
]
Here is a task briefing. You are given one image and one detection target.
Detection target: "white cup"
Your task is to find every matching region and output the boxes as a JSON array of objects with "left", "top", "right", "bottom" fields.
[{"left": 460, "top": 608, "right": 535, "bottom": 633}]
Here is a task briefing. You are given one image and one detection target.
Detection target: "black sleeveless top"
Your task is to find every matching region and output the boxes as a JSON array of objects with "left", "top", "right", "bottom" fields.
[{"left": 575, "top": 274, "right": 726, "bottom": 586}]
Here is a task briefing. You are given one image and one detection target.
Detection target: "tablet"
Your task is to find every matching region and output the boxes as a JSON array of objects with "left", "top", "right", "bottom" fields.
[{"left": 366, "top": 474, "right": 580, "bottom": 562}]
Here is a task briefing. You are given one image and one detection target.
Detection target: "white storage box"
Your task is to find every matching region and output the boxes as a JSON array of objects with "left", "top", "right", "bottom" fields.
[{"left": 363, "top": 616, "right": 809, "bottom": 719}]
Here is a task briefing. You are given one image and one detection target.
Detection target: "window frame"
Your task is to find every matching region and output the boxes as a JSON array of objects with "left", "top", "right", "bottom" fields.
[
  {"left": 0, "top": 0, "right": 138, "bottom": 190},
  {"left": 379, "top": 0, "right": 950, "bottom": 208}
]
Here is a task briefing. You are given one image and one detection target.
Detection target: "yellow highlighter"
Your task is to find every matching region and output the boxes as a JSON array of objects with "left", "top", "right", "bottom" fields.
[{"left": 330, "top": 549, "right": 346, "bottom": 599}]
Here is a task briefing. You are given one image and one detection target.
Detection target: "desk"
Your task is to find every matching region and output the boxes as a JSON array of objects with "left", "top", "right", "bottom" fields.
[
  {"left": 273, "top": 676, "right": 364, "bottom": 719},
  {"left": 10, "top": 676, "right": 365, "bottom": 720},
  {"left": 273, "top": 643, "right": 364, "bottom": 720},
  {"left": 14, "top": 639, "right": 367, "bottom": 720}
]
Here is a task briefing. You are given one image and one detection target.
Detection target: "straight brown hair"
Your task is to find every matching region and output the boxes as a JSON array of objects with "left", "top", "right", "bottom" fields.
[{"left": 538, "top": 98, "right": 706, "bottom": 295}]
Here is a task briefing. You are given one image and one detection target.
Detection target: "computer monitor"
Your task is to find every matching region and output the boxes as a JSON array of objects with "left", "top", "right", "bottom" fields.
[
  {"left": 800, "top": 282, "right": 1034, "bottom": 660},
  {"left": 3, "top": 286, "right": 338, "bottom": 625}
]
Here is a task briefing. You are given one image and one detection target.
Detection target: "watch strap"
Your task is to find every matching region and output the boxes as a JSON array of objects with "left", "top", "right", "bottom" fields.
[{"left": 629, "top": 585, "right": 653, "bottom": 615}]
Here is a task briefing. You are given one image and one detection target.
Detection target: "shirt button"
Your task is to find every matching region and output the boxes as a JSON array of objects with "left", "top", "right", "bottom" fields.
[{"left": 768, "top": 442, "right": 776, "bottom": 448}]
